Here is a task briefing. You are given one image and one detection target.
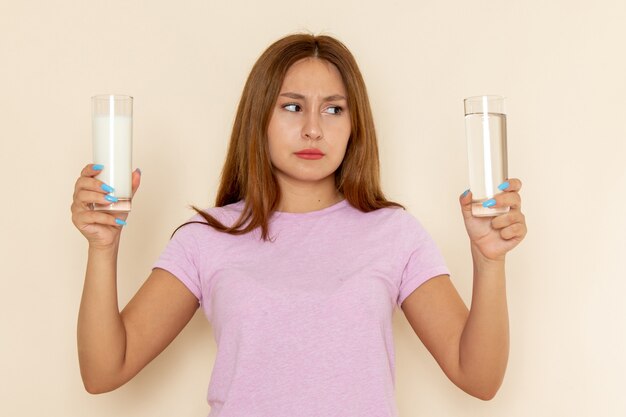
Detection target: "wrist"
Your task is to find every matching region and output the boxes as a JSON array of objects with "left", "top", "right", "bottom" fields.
[
  {"left": 88, "top": 240, "right": 120, "bottom": 256},
  {"left": 471, "top": 244, "right": 505, "bottom": 270}
]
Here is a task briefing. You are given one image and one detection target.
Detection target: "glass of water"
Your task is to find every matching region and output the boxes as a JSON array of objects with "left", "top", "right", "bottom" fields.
[{"left": 464, "top": 95, "right": 509, "bottom": 217}]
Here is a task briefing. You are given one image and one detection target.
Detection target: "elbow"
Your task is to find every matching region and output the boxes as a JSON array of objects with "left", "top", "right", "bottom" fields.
[
  {"left": 473, "top": 387, "right": 499, "bottom": 401},
  {"left": 466, "top": 379, "right": 503, "bottom": 401},
  {"left": 455, "top": 361, "right": 507, "bottom": 401},
  {"left": 83, "top": 379, "right": 105, "bottom": 395},
  {"left": 455, "top": 371, "right": 504, "bottom": 401},
  {"left": 79, "top": 359, "right": 128, "bottom": 394},
  {"left": 82, "top": 378, "right": 116, "bottom": 395},
  {"left": 83, "top": 384, "right": 105, "bottom": 395},
  {"left": 80, "top": 371, "right": 124, "bottom": 395}
]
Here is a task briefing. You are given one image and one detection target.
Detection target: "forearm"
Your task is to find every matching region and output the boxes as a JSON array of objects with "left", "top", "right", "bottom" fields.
[
  {"left": 77, "top": 241, "right": 127, "bottom": 393},
  {"left": 457, "top": 245, "right": 510, "bottom": 400}
]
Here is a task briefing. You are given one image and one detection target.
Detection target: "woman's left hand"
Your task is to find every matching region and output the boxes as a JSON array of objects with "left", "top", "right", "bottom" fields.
[{"left": 460, "top": 178, "right": 527, "bottom": 262}]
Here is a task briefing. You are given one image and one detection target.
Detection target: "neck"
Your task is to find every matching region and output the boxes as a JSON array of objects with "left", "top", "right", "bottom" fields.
[{"left": 275, "top": 177, "right": 344, "bottom": 213}]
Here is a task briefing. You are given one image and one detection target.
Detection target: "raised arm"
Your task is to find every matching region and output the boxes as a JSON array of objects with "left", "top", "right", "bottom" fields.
[
  {"left": 401, "top": 179, "right": 526, "bottom": 400},
  {"left": 72, "top": 164, "right": 199, "bottom": 394}
]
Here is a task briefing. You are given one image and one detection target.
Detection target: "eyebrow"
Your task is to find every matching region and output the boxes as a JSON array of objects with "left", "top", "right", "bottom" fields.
[{"left": 279, "top": 92, "right": 347, "bottom": 102}]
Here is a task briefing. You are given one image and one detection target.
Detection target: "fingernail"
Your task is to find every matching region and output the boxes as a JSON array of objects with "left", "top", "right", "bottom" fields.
[
  {"left": 461, "top": 189, "right": 470, "bottom": 198},
  {"left": 93, "top": 164, "right": 104, "bottom": 171},
  {"left": 482, "top": 198, "right": 496, "bottom": 208},
  {"left": 115, "top": 218, "right": 127, "bottom": 226},
  {"left": 101, "top": 183, "right": 115, "bottom": 193},
  {"left": 105, "top": 194, "right": 119, "bottom": 203},
  {"left": 498, "top": 181, "right": 510, "bottom": 191},
  {"left": 136, "top": 168, "right": 142, "bottom": 175}
]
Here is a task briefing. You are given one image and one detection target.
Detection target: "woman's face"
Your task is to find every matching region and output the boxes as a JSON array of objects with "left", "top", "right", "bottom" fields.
[{"left": 267, "top": 58, "right": 351, "bottom": 191}]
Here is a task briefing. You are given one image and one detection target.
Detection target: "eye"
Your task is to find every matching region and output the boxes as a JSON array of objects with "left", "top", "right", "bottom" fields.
[
  {"left": 325, "top": 106, "right": 343, "bottom": 115},
  {"left": 282, "top": 103, "right": 301, "bottom": 112}
]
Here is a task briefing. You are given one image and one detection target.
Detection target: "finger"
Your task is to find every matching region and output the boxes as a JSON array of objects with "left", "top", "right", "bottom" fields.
[
  {"left": 74, "top": 190, "right": 123, "bottom": 209},
  {"left": 499, "top": 222, "right": 527, "bottom": 240},
  {"left": 497, "top": 178, "right": 522, "bottom": 193},
  {"left": 74, "top": 175, "right": 116, "bottom": 198},
  {"left": 491, "top": 211, "right": 525, "bottom": 230},
  {"left": 72, "top": 209, "right": 127, "bottom": 229},
  {"left": 80, "top": 163, "right": 105, "bottom": 178},
  {"left": 487, "top": 191, "right": 522, "bottom": 210}
]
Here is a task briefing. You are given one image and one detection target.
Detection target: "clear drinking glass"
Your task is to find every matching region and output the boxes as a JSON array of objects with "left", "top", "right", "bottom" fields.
[
  {"left": 464, "top": 95, "right": 509, "bottom": 217},
  {"left": 91, "top": 94, "right": 133, "bottom": 212}
]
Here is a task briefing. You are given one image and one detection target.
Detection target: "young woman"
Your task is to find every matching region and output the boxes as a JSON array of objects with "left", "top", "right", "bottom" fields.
[{"left": 72, "top": 34, "right": 527, "bottom": 416}]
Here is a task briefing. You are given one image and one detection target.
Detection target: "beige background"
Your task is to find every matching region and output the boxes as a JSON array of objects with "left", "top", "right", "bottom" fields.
[{"left": 1, "top": 0, "right": 625, "bottom": 416}]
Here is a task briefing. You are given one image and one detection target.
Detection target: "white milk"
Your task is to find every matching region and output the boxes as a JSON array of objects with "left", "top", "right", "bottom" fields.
[{"left": 92, "top": 115, "right": 132, "bottom": 199}]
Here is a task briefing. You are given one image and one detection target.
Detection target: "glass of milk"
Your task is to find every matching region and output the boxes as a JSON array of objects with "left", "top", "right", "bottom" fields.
[
  {"left": 463, "top": 95, "right": 510, "bottom": 217},
  {"left": 91, "top": 94, "right": 133, "bottom": 212}
]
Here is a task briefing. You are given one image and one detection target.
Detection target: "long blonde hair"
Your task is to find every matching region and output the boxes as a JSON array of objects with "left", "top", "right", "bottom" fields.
[{"left": 175, "top": 33, "right": 404, "bottom": 241}]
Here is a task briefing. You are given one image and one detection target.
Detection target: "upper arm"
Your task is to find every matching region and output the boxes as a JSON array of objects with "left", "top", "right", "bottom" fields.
[
  {"left": 401, "top": 274, "right": 469, "bottom": 384},
  {"left": 117, "top": 267, "right": 199, "bottom": 385}
]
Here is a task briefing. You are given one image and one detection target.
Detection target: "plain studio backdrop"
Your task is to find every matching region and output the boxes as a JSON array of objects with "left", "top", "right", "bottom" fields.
[{"left": 1, "top": 1, "right": 624, "bottom": 416}]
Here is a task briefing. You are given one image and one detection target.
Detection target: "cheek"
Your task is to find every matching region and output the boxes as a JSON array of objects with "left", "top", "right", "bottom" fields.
[
  {"left": 267, "top": 116, "right": 288, "bottom": 155},
  {"left": 327, "top": 137, "right": 350, "bottom": 168},
  {"left": 328, "top": 121, "right": 351, "bottom": 152},
  {"left": 267, "top": 136, "right": 287, "bottom": 169},
  {"left": 268, "top": 115, "right": 298, "bottom": 145},
  {"left": 331, "top": 115, "right": 351, "bottom": 141}
]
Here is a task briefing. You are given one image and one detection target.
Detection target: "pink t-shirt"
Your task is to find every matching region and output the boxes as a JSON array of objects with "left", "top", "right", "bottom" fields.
[{"left": 153, "top": 198, "right": 450, "bottom": 417}]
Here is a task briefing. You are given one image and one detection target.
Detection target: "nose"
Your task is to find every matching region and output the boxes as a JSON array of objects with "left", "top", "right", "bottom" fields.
[{"left": 301, "top": 111, "right": 323, "bottom": 141}]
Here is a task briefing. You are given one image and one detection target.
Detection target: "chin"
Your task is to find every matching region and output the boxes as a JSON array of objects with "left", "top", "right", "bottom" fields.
[{"left": 276, "top": 169, "right": 337, "bottom": 184}]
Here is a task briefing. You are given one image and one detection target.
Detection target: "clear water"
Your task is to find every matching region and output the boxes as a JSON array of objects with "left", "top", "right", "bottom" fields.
[{"left": 465, "top": 112, "right": 509, "bottom": 216}]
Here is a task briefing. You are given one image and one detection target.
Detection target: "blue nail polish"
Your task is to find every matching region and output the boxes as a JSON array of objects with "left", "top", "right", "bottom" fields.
[
  {"left": 462, "top": 189, "right": 470, "bottom": 197},
  {"left": 498, "top": 181, "right": 510, "bottom": 191},
  {"left": 105, "top": 194, "right": 118, "bottom": 203},
  {"left": 101, "top": 183, "right": 115, "bottom": 193},
  {"left": 482, "top": 198, "right": 496, "bottom": 208},
  {"left": 93, "top": 164, "right": 104, "bottom": 171},
  {"left": 115, "top": 218, "right": 127, "bottom": 226}
]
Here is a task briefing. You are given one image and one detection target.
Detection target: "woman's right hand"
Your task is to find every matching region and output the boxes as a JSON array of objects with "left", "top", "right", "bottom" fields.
[{"left": 71, "top": 164, "right": 142, "bottom": 249}]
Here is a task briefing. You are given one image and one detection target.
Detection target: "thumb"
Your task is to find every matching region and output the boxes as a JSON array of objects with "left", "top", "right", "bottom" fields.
[
  {"left": 131, "top": 168, "right": 141, "bottom": 198},
  {"left": 460, "top": 189, "right": 473, "bottom": 220}
]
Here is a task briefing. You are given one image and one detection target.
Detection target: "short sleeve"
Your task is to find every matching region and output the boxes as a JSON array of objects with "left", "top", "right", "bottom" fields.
[
  {"left": 152, "top": 222, "right": 203, "bottom": 306},
  {"left": 396, "top": 214, "right": 450, "bottom": 308}
]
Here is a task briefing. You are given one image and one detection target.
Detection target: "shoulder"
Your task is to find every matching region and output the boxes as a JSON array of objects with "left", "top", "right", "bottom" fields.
[
  {"left": 357, "top": 204, "right": 424, "bottom": 231},
  {"left": 199, "top": 200, "right": 245, "bottom": 224},
  {"left": 173, "top": 200, "right": 245, "bottom": 238},
  {"left": 358, "top": 205, "right": 434, "bottom": 249}
]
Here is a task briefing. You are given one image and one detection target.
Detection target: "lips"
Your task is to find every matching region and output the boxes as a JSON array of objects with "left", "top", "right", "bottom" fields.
[
  {"left": 294, "top": 148, "right": 324, "bottom": 160},
  {"left": 294, "top": 148, "right": 325, "bottom": 156}
]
